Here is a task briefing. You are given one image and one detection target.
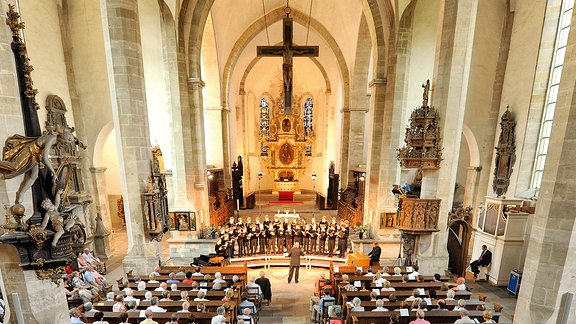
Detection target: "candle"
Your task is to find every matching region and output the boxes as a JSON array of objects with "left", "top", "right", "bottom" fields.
[
  {"left": 237, "top": 199, "right": 240, "bottom": 211},
  {"left": 278, "top": 209, "right": 280, "bottom": 215},
  {"left": 293, "top": 209, "right": 295, "bottom": 215}
]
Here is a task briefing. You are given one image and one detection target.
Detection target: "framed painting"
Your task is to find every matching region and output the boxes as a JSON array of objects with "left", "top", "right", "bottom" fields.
[
  {"left": 168, "top": 212, "right": 177, "bottom": 230},
  {"left": 189, "top": 212, "right": 197, "bottom": 231},
  {"left": 175, "top": 212, "right": 190, "bottom": 231}
]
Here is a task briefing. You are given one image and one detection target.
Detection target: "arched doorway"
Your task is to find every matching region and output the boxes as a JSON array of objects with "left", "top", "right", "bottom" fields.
[{"left": 446, "top": 207, "right": 473, "bottom": 276}]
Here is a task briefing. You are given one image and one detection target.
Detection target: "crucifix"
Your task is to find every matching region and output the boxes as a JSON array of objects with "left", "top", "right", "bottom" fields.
[{"left": 257, "top": 6, "right": 319, "bottom": 115}]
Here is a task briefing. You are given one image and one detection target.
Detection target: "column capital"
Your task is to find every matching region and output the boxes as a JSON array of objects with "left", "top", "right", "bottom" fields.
[
  {"left": 187, "top": 77, "right": 205, "bottom": 87},
  {"left": 90, "top": 167, "right": 108, "bottom": 173},
  {"left": 368, "top": 78, "right": 387, "bottom": 88}
]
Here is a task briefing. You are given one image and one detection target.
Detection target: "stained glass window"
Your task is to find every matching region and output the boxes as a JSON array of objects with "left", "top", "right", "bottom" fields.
[
  {"left": 304, "top": 97, "right": 314, "bottom": 137},
  {"left": 259, "top": 97, "right": 270, "bottom": 155}
]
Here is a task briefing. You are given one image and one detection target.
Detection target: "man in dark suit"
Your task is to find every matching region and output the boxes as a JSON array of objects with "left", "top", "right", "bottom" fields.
[
  {"left": 288, "top": 242, "right": 304, "bottom": 283},
  {"left": 367, "top": 242, "right": 382, "bottom": 266},
  {"left": 255, "top": 271, "right": 272, "bottom": 303},
  {"left": 470, "top": 244, "right": 492, "bottom": 278}
]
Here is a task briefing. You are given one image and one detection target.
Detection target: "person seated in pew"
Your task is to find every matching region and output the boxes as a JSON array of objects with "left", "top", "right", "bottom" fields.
[
  {"left": 453, "top": 299, "right": 467, "bottom": 312},
  {"left": 69, "top": 307, "right": 86, "bottom": 324},
  {"left": 144, "top": 291, "right": 153, "bottom": 301},
  {"left": 190, "top": 281, "right": 200, "bottom": 293},
  {"left": 365, "top": 268, "right": 375, "bottom": 277},
  {"left": 446, "top": 290, "right": 456, "bottom": 300},
  {"left": 239, "top": 292, "right": 257, "bottom": 314},
  {"left": 389, "top": 294, "right": 398, "bottom": 302},
  {"left": 113, "top": 294, "right": 127, "bottom": 312},
  {"left": 350, "top": 297, "right": 364, "bottom": 311},
  {"left": 405, "top": 289, "right": 422, "bottom": 302},
  {"left": 137, "top": 281, "right": 147, "bottom": 291},
  {"left": 126, "top": 301, "right": 139, "bottom": 312},
  {"left": 92, "top": 311, "right": 109, "bottom": 324},
  {"left": 483, "top": 309, "right": 496, "bottom": 323},
  {"left": 212, "top": 282, "right": 223, "bottom": 291},
  {"left": 381, "top": 281, "right": 395, "bottom": 292},
  {"left": 141, "top": 309, "right": 159, "bottom": 324},
  {"left": 360, "top": 281, "right": 371, "bottom": 292},
  {"left": 146, "top": 297, "right": 167, "bottom": 313},
  {"left": 382, "top": 266, "right": 391, "bottom": 276},
  {"left": 449, "top": 277, "right": 467, "bottom": 291},
  {"left": 105, "top": 291, "right": 115, "bottom": 301},
  {"left": 213, "top": 272, "right": 227, "bottom": 285},
  {"left": 312, "top": 288, "right": 335, "bottom": 323},
  {"left": 150, "top": 266, "right": 161, "bottom": 277},
  {"left": 204, "top": 274, "right": 212, "bottom": 282},
  {"left": 119, "top": 312, "right": 130, "bottom": 324},
  {"left": 393, "top": 267, "right": 402, "bottom": 276},
  {"left": 178, "top": 301, "right": 191, "bottom": 313},
  {"left": 432, "top": 299, "right": 448, "bottom": 311},
  {"left": 176, "top": 267, "right": 187, "bottom": 278},
  {"left": 237, "top": 307, "right": 255, "bottom": 324},
  {"left": 194, "top": 266, "right": 204, "bottom": 276},
  {"left": 373, "top": 271, "right": 388, "bottom": 286},
  {"left": 433, "top": 273, "right": 442, "bottom": 283},
  {"left": 160, "top": 290, "right": 171, "bottom": 301},
  {"left": 416, "top": 275, "right": 425, "bottom": 282},
  {"left": 222, "top": 289, "right": 237, "bottom": 312},
  {"left": 411, "top": 265, "right": 421, "bottom": 277},
  {"left": 154, "top": 282, "right": 168, "bottom": 292},
  {"left": 84, "top": 302, "right": 97, "bottom": 313},
  {"left": 369, "top": 291, "right": 378, "bottom": 301},
  {"left": 166, "top": 313, "right": 181, "bottom": 324},
  {"left": 355, "top": 268, "right": 363, "bottom": 276},
  {"left": 148, "top": 273, "right": 159, "bottom": 284},
  {"left": 167, "top": 272, "right": 181, "bottom": 284},
  {"left": 428, "top": 289, "right": 437, "bottom": 303},
  {"left": 408, "top": 309, "right": 430, "bottom": 324},
  {"left": 170, "top": 283, "right": 178, "bottom": 291},
  {"left": 389, "top": 314, "right": 400, "bottom": 324},
  {"left": 211, "top": 306, "right": 227, "bottom": 324},
  {"left": 183, "top": 271, "right": 195, "bottom": 284},
  {"left": 180, "top": 291, "right": 189, "bottom": 301},
  {"left": 340, "top": 274, "right": 350, "bottom": 285},
  {"left": 124, "top": 288, "right": 140, "bottom": 304},
  {"left": 194, "top": 290, "right": 210, "bottom": 302},
  {"left": 410, "top": 299, "right": 428, "bottom": 312},
  {"left": 454, "top": 308, "right": 475, "bottom": 324},
  {"left": 372, "top": 298, "right": 389, "bottom": 311},
  {"left": 342, "top": 278, "right": 357, "bottom": 292},
  {"left": 402, "top": 274, "right": 410, "bottom": 283}
]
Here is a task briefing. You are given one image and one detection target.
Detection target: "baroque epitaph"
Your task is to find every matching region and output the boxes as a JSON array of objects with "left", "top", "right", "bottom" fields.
[{"left": 257, "top": 6, "right": 319, "bottom": 114}]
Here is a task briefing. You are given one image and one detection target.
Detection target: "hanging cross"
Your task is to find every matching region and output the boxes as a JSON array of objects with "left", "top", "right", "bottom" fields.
[{"left": 257, "top": 7, "right": 319, "bottom": 115}]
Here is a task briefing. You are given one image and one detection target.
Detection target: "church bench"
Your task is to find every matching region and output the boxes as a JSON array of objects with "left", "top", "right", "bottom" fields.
[
  {"left": 127, "top": 281, "right": 239, "bottom": 290},
  {"left": 334, "top": 265, "right": 416, "bottom": 275},
  {"left": 341, "top": 290, "right": 471, "bottom": 304},
  {"left": 348, "top": 310, "right": 500, "bottom": 324},
  {"left": 128, "top": 290, "right": 227, "bottom": 300},
  {"left": 131, "top": 274, "right": 247, "bottom": 283},
  {"left": 94, "top": 300, "right": 235, "bottom": 313},
  {"left": 159, "top": 265, "right": 247, "bottom": 277},
  {"left": 83, "top": 310, "right": 230, "bottom": 324},
  {"left": 333, "top": 274, "right": 450, "bottom": 282},
  {"left": 337, "top": 281, "right": 446, "bottom": 291},
  {"left": 342, "top": 299, "right": 486, "bottom": 318}
]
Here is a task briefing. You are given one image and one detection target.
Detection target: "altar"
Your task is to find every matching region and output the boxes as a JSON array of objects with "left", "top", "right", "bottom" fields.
[{"left": 274, "top": 211, "right": 300, "bottom": 220}]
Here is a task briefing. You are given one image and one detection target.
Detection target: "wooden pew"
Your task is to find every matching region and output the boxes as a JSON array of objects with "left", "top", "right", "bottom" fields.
[
  {"left": 341, "top": 290, "right": 471, "bottom": 304},
  {"left": 83, "top": 310, "right": 230, "bottom": 324},
  {"left": 333, "top": 274, "right": 450, "bottom": 283},
  {"left": 348, "top": 310, "right": 500, "bottom": 324},
  {"left": 127, "top": 281, "right": 237, "bottom": 290},
  {"left": 94, "top": 300, "right": 232, "bottom": 313},
  {"left": 159, "top": 265, "right": 247, "bottom": 277},
  {"left": 133, "top": 274, "right": 246, "bottom": 283},
  {"left": 129, "top": 290, "right": 226, "bottom": 301}
]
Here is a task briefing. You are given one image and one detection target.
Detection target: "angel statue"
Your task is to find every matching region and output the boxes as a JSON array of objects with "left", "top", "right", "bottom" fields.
[
  {"left": 41, "top": 189, "right": 75, "bottom": 246},
  {"left": 0, "top": 127, "right": 76, "bottom": 205}
]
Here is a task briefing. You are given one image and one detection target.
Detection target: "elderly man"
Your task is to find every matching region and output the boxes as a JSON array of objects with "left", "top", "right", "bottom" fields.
[
  {"left": 146, "top": 297, "right": 166, "bottom": 313},
  {"left": 255, "top": 271, "right": 272, "bottom": 302},
  {"left": 82, "top": 248, "right": 101, "bottom": 265},
  {"left": 454, "top": 308, "right": 476, "bottom": 323},
  {"left": 408, "top": 309, "right": 430, "bottom": 324},
  {"left": 69, "top": 307, "right": 85, "bottom": 324},
  {"left": 140, "top": 309, "right": 159, "bottom": 324},
  {"left": 245, "top": 277, "right": 262, "bottom": 295},
  {"left": 166, "top": 272, "right": 180, "bottom": 284},
  {"left": 211, "top": 306, "right": 227, "bottom": 324}
]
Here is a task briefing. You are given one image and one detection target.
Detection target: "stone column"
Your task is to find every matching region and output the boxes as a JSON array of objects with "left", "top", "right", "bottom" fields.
[
  {"left": 514, "top": 8, "right": 576, "bottom": 323},
  {"left": 416, "top": 0, "right": 477, "bottom": 273},
  {"left": 186, "top": 78, "right": 209, "bottom": 225},
  {"left": 102, "top": 0, "right": 157, "bottom": 275}
]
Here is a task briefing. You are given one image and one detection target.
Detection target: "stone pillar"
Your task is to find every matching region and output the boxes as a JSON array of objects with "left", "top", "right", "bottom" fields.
[
  {"left": 186, "top": 78, "right": 209, "bottom": 226},
  {"left": 339, "top": 107, "right": 351, "bottom": 186},
  {"left": 238, "top": 89, "right": 251, "bottom": 193},
  {"left": 416, "top": 0, "right": 477, "bottom": 273},
  {"left": 514, "top": 7, "right": 576, "bottom": 323},
  {"left": 0, "top": 244, "right": 69, "bottom": 324},
  {"left": 102, "top": 0, "right": 157, "bottom": 275}
]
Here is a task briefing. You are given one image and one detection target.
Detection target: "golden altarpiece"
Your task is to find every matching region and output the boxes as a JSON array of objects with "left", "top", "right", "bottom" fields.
[{"left": 259, "top": 95, "right": 315, "bottom": 193}]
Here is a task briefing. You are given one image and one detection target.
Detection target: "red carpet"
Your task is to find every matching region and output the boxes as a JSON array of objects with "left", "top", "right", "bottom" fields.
[
  {"left": 269, "top": 201, "right": 304, "bottom": 205},
  {"left": 269, "top": 191, "right": 304, "bottom": 204}
]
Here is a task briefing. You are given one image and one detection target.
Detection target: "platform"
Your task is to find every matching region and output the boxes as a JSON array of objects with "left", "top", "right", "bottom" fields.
[{"left": 230, "top": 254, "right": 348, "bottom": 269}]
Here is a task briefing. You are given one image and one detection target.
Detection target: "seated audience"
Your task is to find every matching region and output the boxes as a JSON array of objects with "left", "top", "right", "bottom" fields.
[
  {"left": 92, "top": 311, "right": 109, "bottom": 324},
  {"left": 351, "top": 297, "right": 364, "bottom": 311},
  {"left": 453, "top": 299, "right": 467, "bottom": 312},
  {"left": 372, "top": 299, "right": 389, "bottom": 312},
  {"left": 454, "top": 308, "right": 475, "bottom": 324},
  {"left": 237, "top": 307, "right": 255, "bottom": 324},
  {"left": 194, "top": 290, "right": 210, "bottom": 302},
  {"left": 112, "top": 295, "right": 127, "bottom": 312},
  {"left": 483, "top": 309, "right": 496, "bottom": 323},
  {"left": 179, "top": 301, "right": 191, "bottom": 313},
  {"left": 255, "top": 271, "right": 273, "bottom": 302},
  {"left": 141, "top": 309, "right": 158, "bottom": 324},
  {"left": 408, "top": 309, "right": 430, "bottom": 324},
  {"left": 211, "top": 306, "right": 227, "bottom": 324},
  {"left": 166, "top": 272, "right": 180, "bottom": 284},
  {"left": 239, "top": 292, "right": 257, "bottom": 314},
  {"left": 160, "top": 290, "right": 171, "bottom": 301},
  {"left": 146, "top": 297, "right": 166, "bottom": 313},
  {"left": 312, "top": 288, "right": 335, "bottom": 323},
  {"left": 182, "top": 271, "right": 195, "bottom": 284},
  {"left": 381, "top": 280, "right": 395, "bottom": 292}
]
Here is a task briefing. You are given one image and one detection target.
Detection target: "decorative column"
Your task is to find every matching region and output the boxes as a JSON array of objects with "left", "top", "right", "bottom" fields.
[
  {"left": 415, "top": 0, "right": 477, "bottom": 273},
  {"left": 515, "top": 7, "right": 576, "bottom": 322},
  {"left": 102, "top": 0, "right": 157, "bottom": 274}
]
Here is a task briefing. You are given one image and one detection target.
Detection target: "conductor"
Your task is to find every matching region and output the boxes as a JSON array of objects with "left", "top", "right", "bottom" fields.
[
  {"left": 288, "top": 242, "right": 304, "bottom": 283},
  {"left": 470, "top": 245, "right": 492, "bottom": 278},
  {"left": 367, "top": 242, "right": 382, "bottom": 267}
]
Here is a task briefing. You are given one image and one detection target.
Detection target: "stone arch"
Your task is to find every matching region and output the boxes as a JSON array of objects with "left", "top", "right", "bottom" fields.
[
  {"left": 221, "top": 7, "right": 348, "bottom": 109},
  {"left": 93, "top": 121, "right": 115, "bottom": 167},
  {"left": 462, "top": 123, "right": 480, "bottom": 167}
]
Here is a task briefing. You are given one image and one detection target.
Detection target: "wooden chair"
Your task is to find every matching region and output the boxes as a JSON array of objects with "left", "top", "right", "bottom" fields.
[
  {"left": 478, "top": 293, "right": 487, "bottom": 302},
  {"left": 239, "top": 305, "right": 259, "bottom": 323},
  {"left": 321, "top": 300, "right": 336, "bottom": 324},
  {"left": 245, "top": 286, "right": 262, "bottom": 311}
]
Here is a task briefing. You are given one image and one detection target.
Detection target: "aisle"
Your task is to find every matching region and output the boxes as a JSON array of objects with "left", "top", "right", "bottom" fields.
[{"left": 250, "top": 268, "right": 323, "bottom": 324}]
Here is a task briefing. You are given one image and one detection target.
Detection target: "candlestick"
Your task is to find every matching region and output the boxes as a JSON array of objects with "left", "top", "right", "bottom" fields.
[{"left": 236, "top": 199, "right": 240, "bottom": 211}]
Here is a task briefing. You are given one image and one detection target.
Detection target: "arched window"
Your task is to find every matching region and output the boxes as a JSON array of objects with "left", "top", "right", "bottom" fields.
[
  {"left": 532, "top": 0, "right": 574, "bottom": 189},
  {"left": 303, "top": 97, "right": 313, "bottom": 137},
  {"left": 259, "top": 97, "right": 270, "bottom": 155}
]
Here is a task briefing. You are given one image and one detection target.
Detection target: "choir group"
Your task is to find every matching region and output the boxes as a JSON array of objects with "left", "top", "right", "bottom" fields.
[{"left": 215, "top": 215, "right": 351, "bottom": 258}]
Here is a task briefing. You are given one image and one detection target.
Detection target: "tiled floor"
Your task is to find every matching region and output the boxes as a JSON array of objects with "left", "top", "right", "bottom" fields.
[{"left": 102, "top": 191, "right": 517, "bottom": 323}]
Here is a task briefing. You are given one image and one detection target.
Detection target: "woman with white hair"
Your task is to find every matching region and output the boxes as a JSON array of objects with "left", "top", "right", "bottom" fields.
[
  {"left": 351, "top": 297, "right": 364, "bottom": 311},
  {"left": 137, "top": 281, "right": 146, "bottom": 291},
  {"left": 194, "top": 290, "right": 209, "bottom": 301},
  {"left": 213, "top": 272, "right": 227, "bottom": 285}
]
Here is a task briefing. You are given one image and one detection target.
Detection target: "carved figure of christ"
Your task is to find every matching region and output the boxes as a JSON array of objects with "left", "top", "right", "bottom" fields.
[{"left": 257, "top": 15, "right": 319, "bottom": 114}]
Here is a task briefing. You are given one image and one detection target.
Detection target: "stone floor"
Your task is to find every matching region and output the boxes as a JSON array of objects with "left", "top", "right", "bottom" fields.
[{"left": 102, "top": 191, "right": 517, "bottom": 323}]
